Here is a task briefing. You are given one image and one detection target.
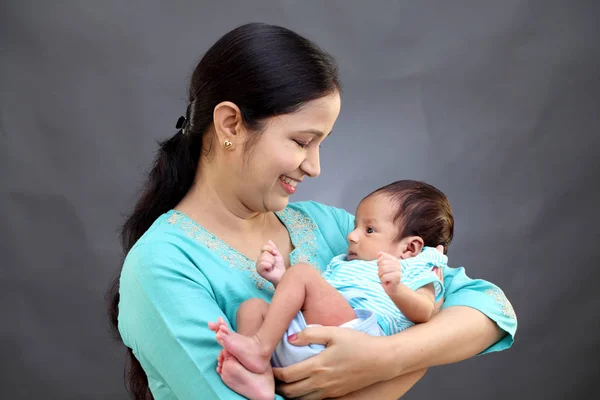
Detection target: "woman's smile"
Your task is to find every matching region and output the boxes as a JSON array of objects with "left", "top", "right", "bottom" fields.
[{"left": 279, "top": 175, "right": 301, "bottom": 194}]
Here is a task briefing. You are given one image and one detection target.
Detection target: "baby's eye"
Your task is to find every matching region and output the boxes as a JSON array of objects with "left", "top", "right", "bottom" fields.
[{"left": 366, "top": 227, "right": 375, "bottom": 234}]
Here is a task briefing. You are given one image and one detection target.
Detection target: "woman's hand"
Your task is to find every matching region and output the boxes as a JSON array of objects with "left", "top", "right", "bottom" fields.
[
  {"left": 273, "top": 327, "right": 392, "bottom": 400},
  {"left": 272, "top": 244, "right": 449, "bottom": 399}
]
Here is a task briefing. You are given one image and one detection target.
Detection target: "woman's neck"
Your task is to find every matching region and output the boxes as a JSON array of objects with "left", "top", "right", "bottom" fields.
[{"left": 175, "top": 173, "right": 273, "bottom": 235}]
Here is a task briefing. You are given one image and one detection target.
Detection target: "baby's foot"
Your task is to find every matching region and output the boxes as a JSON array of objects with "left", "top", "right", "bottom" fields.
[
  {"left": 209, "top": 316, "right": 228, "bottom": 334},
  {"left": 216, "top": 348, "right": 229, "bottom": 374},
  {"left": 215, "top": 324, "right": 271, "bottom": 374},
  {"left": 219, "top": 352, "right": 275, "bottom": 400}
]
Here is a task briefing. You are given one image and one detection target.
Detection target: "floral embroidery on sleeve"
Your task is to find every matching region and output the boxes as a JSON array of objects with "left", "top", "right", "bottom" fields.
[{"left": 486, "top": 286, "right": 517, "bottom": 321}]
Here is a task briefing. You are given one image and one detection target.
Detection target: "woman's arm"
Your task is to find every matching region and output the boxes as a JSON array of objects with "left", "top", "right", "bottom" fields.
[
  {"left": 118, "top": 242, "right": 256, "bottom": 400},
  {"left": 274, "top": 307, "right": 502, "bottom": 399},
  {"left": 383, "top": 305, "right": 504, "bottom": 376},
  {"left": 332, "top": 268, "right": 445, "bottom": 400},
  {"left": 274, "top": 270, "right": 516, "bottom": 399},
  {"left": 336, "top": 369, "right": 427, "bottom": 400},
  {"left": 286, "top": 206, "right": 517, "bottom": 399}
]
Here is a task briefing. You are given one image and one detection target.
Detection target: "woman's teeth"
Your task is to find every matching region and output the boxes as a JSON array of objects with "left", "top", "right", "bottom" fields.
[{"left": 280, "top": 176, "right": 298, "bottom": 187}]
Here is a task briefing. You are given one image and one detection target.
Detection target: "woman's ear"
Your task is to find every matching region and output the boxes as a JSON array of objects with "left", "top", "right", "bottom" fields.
[
  {"left": 397, "top": 236, "right": 424, "bottom": 259},
  {"left": 213, "top": 101, "right": 245, "bottom": 145}
]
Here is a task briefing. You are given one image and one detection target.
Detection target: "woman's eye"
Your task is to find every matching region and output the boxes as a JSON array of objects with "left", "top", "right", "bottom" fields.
[
  {"left": 293, "top": 140, "right": 309, "bottom": 148},
  {"left": 366, "top": 227, "right": 375, "bottom": 234}
]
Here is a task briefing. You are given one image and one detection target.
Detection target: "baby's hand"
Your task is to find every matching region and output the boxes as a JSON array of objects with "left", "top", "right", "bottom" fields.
[
  {"left": 256, "top": 240, "right": 286, "bottom": 286},
  {"left": 378, "top": 252, "right": 402, "bottom": 296}
]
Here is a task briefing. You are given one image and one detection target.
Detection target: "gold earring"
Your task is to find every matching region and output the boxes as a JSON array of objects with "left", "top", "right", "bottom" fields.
[{"left": 223, "top": 140, "right": 233, "bottom": 150}]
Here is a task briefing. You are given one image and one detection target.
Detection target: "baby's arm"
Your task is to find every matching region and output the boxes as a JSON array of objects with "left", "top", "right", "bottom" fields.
[
  {"left": 256, "top": 240, "right": 286, "bottom": 287},
  {"left": 378, "top": 252, "right": 436, "bottom": 323}
]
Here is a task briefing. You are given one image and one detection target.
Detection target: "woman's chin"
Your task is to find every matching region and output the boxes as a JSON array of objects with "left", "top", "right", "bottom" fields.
[{"left": 265, "top": 196, "right": 290, "bottom": 212}]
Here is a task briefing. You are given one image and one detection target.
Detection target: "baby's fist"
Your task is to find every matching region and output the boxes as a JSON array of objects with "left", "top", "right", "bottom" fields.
[
  {"left": 377, "top": 252, "right": 402, "bottom": 294},
  {"left": 256, "top": 240, "right": 285, "bottom": 285}
]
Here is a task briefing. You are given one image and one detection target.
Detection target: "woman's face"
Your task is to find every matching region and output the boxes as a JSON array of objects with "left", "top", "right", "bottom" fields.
[{"left": 238, "top": 91, "right": 341, "bottom": 212}]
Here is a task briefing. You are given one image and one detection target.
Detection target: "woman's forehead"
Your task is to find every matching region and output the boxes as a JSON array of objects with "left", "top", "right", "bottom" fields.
[{"left": 268, "top": 92, "right": 341, "bottom": 132}]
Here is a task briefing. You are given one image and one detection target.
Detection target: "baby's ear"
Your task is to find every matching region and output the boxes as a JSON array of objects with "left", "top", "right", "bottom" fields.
[{"left": 401, "top": 236, "right": 424, "bottom": 258}]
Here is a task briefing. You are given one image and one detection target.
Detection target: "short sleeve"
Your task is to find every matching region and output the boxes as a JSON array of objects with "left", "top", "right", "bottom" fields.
[
  {"left": 442, "top": 266, "right": 517, "bottom": 354},
  {"left": 118, "top": 241, "right": 272, "bottom": 399},
  {"left": 400, "top": 247, "right": 447, "bottom": 302}
]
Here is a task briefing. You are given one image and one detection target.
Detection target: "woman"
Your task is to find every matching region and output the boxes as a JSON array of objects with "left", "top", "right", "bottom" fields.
[{"left": 108, "top": 23, "right": 517, "bottom": 400}]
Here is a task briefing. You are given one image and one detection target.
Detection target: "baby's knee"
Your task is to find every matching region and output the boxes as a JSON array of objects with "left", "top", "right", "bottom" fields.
[
  {"left": 286, "top": 263, "right": 321, "bottom": 282},
  {"left": 288, "top": 263, "right": 318, "bottom": 274},
  {"left": 238, "top": 298, "right": 269, "bottom": 315}
]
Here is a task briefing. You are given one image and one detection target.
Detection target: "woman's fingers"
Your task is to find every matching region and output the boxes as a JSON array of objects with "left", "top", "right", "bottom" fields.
[
  {"left": 276, "top": 378, "right": 322, "bottom": 400},
  {"left": 290, "top": 326, "right": 335, "bottom": 346},
  {"left": 273, "top": 359, "right": 317, "bottom": 383}
]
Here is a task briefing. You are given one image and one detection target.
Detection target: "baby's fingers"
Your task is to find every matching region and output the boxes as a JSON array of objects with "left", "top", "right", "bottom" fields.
[
  {"left": 379, "top": 272, "right": 396, "bottom": 284},
  {"left": 267, "top": 240, "right": 280, "bottom": 255},
  {"left": 377, "top": 259, "right": 397, "bottom": 271},
  {"left": 260, "top": 245, "right": 274, "bottom": 254},
  {"left": 378, "top": 251, "right": 396, "bottom": 259},
  {"left": 258, "top": 261, "right": 273, "bottom": 272}
]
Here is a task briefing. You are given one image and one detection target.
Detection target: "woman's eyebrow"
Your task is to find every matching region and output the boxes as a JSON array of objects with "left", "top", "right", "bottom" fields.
[{"left": 297, "top": 128, "right": 333, "bottom": 137}]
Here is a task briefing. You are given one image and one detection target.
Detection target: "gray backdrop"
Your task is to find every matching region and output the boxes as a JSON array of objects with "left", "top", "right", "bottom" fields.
[{"left": 2, "top": 1, "right": 599, "bottom": 399}]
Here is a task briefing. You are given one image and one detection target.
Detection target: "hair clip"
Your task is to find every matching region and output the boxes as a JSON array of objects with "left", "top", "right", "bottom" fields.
[{"left": 175, "top": 116, "right": 187, "bottom": 130}]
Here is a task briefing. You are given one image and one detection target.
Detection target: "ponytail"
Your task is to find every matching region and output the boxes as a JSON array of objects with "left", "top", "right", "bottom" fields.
[
  {"left": 121, "top": 130, "right": 201, "bottom": 252},
  {"left": 107, "top": 125, "right": 201, "bottom": 399}
]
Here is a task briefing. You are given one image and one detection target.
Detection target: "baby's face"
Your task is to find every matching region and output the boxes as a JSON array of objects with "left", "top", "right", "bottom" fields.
[{"left": 346, "top": 195, "right": 404, "bottom": 261}]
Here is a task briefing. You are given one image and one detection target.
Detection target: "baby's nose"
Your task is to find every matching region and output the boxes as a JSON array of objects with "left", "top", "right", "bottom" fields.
[{"left": 347, "top": 230, "right": 359, "bottom": 243}]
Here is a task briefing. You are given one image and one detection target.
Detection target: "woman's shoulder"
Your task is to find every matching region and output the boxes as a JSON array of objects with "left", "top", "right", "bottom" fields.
[
  {"left": 127, "top": 211, "right": 185, "bottom": 252},
  {"left": 122, "top": 211, "right": 207, "bottom": 279}
]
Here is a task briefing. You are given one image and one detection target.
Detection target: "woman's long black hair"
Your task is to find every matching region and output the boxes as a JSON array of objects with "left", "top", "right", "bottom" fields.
[{"left": 106, "top": 23, "right": 340, "bottom": 399}]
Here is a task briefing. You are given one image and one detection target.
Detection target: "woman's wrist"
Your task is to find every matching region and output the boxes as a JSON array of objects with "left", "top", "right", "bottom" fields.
[{"left": 375, "top": 334, "right": 409, "bottom": 380}]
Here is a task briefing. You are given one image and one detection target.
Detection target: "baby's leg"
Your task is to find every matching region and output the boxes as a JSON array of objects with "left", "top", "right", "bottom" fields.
[
  {"left": 216, "top": 299, "right": 275, "bottom": 400},
  {"left": 236, "top": 298, "right": 269, "bottom": 333},
  {"left": 216, "top": 263, "right": 356, "bottom": 373}
]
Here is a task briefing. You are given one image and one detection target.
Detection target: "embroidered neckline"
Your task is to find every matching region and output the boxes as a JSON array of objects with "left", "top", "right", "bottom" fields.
[{"left": 165, "top": 205, "right": 318, "bottom": 291}]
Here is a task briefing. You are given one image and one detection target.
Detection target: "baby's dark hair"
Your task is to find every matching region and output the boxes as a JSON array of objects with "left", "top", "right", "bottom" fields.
[{"left": 367, "top": 180, "right": 454, "bottom": 254}]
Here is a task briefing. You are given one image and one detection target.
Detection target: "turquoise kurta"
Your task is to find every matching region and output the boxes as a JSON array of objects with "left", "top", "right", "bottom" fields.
[{"left": 118, "top": 201, "right": 517, "bottom": 399}]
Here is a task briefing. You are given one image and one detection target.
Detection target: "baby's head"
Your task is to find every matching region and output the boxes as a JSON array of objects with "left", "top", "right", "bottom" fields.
[{"left": 346, "top": 180, "right": 454, "bottom": 261}]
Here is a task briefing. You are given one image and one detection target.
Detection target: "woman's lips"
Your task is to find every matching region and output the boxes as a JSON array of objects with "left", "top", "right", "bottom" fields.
[{"left": 279, "top": 175, "right": 299, "bottom": 194}]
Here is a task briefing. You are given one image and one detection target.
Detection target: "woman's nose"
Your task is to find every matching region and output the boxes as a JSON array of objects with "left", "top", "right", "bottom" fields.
[{"left": 301, "top": 147, "right": 321, "bottom": 178}]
